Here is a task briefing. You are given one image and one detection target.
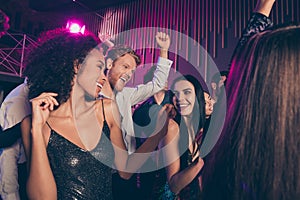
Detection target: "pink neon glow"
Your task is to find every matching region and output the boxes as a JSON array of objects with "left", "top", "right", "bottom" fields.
[{"left": 66, "top": 22, "right": 85, "bottom": 34}]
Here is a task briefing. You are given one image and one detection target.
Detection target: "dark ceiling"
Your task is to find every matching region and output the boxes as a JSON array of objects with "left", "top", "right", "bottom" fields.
[{"left": 28, "top": 0, "right": 139, "bottom": 12}]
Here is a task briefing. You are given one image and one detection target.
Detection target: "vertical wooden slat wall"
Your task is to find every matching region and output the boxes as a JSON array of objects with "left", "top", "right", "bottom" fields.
[{"left": 80, "top": 0, "right": 299, "bottom": 80}]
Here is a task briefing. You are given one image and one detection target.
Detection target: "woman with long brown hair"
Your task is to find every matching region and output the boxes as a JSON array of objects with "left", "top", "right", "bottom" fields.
[{"left": 203, "top": 24, "right": 300, "bottom": 200}]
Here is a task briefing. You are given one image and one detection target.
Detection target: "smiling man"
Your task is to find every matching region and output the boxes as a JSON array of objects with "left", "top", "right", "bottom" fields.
[
  {"left": 102, "top": 32, "right": 173, "bottom": 154},
  {"left": 105, "top": 46, "right": 141, "bottom": 93},
  {"left": 100, "top": 32, "right": 173, "bottom": 200}
]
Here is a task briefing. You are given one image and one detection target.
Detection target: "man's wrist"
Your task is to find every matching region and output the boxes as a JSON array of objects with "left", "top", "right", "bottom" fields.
[{"left": 160, "top": 48, "right": 169, "bottom": 51}]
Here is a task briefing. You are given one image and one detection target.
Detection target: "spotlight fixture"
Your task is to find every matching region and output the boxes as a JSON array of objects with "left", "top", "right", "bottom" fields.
[{"left": 66, "top": 21, "right": 85, "bottom": 34}]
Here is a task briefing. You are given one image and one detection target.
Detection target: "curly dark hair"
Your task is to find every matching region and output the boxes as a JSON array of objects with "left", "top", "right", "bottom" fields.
[{"left": 23, "top": 28, "right": 100, "bottom": 104}]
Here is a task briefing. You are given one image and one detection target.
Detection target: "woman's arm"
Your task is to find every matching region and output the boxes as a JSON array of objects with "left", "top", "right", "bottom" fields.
[
  {"left": 255, "top": 0, "right": 276, "bottom": 17},
  {"left": 26, "top": 93, "right": 59, "bottom": 200},
  {"left": 106, "top": 100, "right": 173, "bottom": 179},
  {"left": 228, "top": 0, "right": 275, "bottom": 71},
  {"left": 123, "top": 104, "right": 174, "bottom": 177},
  {"left": 163, "top": 119, "right": 204, "bottom": 195}
]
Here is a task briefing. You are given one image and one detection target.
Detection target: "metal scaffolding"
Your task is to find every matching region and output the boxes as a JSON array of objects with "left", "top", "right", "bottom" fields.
[{"left": 0, "top": 32, "right": 37, "bottom": 78}]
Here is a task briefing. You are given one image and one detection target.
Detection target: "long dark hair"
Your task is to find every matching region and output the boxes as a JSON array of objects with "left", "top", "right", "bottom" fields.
[
  {"left": 171, "top": 75, "right": 206, "bottom": 141},
  {"left": 203, "top": 24, "right": 300, "bottom": 200}
]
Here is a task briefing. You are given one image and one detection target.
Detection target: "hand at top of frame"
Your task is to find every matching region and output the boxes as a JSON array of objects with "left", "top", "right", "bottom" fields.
[
  {"left": 254, "top": 0, "right": 276, "bottom": 17},
  {"left": 156, "top": 32, "right": 171, "bottom": 51}
]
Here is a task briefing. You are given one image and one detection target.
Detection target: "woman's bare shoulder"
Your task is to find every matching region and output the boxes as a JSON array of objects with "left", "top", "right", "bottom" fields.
[{"left": 100, "top": 99, "right": 121, "bottom": 126}]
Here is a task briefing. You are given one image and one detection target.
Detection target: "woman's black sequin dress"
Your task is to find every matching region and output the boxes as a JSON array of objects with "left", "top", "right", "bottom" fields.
[{"left": 46, "top": 121, "right": 114, "bottom": 200}]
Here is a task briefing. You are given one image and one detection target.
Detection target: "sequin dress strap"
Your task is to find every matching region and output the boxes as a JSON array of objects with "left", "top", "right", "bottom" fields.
[{"left": 45, "top": 121, "right": 53, "bottom": 130}]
